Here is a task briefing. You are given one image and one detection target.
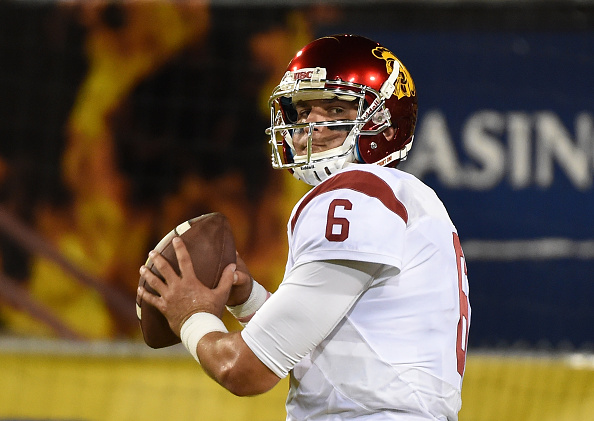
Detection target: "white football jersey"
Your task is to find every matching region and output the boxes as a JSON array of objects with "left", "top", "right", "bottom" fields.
[{"left": 246, "top": 165, "right": 470, "bottom": 420}]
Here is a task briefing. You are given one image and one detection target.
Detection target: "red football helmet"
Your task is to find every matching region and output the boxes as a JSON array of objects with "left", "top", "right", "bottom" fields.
[{"left": 267, "top": 34, "right": 418, "bottom": 185}]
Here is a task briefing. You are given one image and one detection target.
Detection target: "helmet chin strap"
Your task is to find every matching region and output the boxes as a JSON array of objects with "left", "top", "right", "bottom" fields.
[
  {"left": 292, "top": 154, "right": 357, "bottom": 186},
  {"left": 291, "top": 132, "right": 414, "bottom": 186},
  {"left": 291, "top": 127, "right": 360, "bottom": 186},
  {"left": 370, "top": 136, "right": 414, "bottom": 167}
]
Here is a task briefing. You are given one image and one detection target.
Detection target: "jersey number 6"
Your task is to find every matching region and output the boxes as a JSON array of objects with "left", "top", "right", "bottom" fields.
[
  {"left": 453, "top": 232, "right": 470, "bottom": 378},
  {"left": 325, "top": 199, "right": 352, "bottom": 242}
]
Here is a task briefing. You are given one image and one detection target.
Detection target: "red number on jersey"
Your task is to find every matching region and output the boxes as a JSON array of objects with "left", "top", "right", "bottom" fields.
[
  {"left": 325, "top": 199, "right": 352, "bottom": 242},
  {"left": 453, "top": 232, "right": 470, "bottom": 377}
]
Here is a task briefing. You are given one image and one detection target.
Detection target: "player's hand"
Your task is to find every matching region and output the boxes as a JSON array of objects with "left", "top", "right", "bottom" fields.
[
  {"left": 138, "top": 237, "right": 234, "bottom": 336},
  {"left": 225, "top": 252, "right": 253, "bottom": 307}
]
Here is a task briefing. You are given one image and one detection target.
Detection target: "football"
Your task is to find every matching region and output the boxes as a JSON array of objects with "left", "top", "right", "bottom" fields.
[{"left": 136, "top": 212, "right": 236, "bottom": 348}]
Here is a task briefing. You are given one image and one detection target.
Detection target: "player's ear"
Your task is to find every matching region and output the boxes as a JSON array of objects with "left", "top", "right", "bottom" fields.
[{"left": 383, "top": 127, "right": 396, "bottom": 141}]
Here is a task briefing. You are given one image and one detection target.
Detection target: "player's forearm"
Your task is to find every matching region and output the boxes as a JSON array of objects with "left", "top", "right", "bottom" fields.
[{"left": 197, "top": 331, "right": 281, "bottom": 396}]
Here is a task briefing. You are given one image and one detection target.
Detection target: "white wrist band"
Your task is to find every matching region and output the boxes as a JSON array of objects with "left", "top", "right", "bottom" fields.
[
  {"left": 180, "top": 312, "right": 228, "bottom": 363},
  {"left": 226, "top": 279, "right": 271, "bottom": 326}
]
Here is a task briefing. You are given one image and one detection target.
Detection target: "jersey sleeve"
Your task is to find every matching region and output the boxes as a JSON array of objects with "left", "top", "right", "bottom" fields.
[
  {"left": 241, "top": 259, "right": 384, "bottom": 378},
  {"left": 288, "top": 170, "right": 408, "bottom": 270}
]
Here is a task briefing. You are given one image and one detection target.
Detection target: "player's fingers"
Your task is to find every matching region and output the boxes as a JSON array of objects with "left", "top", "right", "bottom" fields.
[
  {"left": 234, "top": 264, "right": 251, "bottom": 287},
  {"left": 235, "top": 251, "right": 250, "bottom": 274},
  {"left": 137, "top": 285, "right": 164, "bottom": 313},
  {"left": 149, "top": 249, "right": 179, "bottom": 282},
  {"left": 172, "top": 237, "right": 196, "bottom": 280},
  {"left": 216, "top": 263, "right": 237, "bottom": 292},
  {"left": 140, "top": 266, "right": 167, "bottom": 296}
]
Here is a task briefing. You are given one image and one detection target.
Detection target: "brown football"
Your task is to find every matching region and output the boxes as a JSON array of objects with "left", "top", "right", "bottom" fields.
[{"left": 136, "top": 212, "right": 236, "bottom": 348}]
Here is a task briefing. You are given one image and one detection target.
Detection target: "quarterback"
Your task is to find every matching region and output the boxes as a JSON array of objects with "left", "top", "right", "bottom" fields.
[{"left": 139, "top": 34, "right": 471, "bottom": 420}]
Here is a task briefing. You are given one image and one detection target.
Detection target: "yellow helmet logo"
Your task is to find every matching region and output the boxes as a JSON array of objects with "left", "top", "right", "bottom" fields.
[{"left": 372, "top": 47, "right": 416, "bottom": 99}]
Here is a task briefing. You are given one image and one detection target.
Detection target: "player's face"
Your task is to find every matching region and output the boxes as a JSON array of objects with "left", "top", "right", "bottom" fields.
[{"left": 292, "top": 99, "right": 358, "bottom": 156}]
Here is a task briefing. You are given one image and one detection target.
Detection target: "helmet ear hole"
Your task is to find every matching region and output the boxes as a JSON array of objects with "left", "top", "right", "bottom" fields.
[{"left": 383, "top": 127, "right": 396, "bottom": 141}]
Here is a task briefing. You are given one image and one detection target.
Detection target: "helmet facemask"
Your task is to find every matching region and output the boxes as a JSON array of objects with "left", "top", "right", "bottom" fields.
[{"left": 267, "top": 68, "right": 399, "bottom": 185}]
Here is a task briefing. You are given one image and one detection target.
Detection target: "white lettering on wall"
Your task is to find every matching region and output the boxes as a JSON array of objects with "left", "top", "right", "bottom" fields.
[
  {"left": 404, "top": 110, "right": 461, "bottom": 187},
  {"left": 462, "top": 111, "right": 506, "bottom": 190},
  {"left": 507, "top": 112, "right": 532, "bottom": 189},
  {"left": 401, "top": 110, "right": 594, "bottom": 191},
  {"left": 535, "top": 112, "right": 592, "bottom": 190}
]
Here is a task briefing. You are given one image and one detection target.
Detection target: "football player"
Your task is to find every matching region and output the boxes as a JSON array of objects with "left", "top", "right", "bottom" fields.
[{"left": 139, "top": 34, "right": 471, "bottom": 420}]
